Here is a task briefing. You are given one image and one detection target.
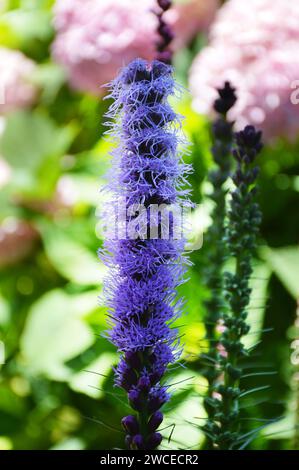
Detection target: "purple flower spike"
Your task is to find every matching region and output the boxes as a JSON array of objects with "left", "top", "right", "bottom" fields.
[{"left": 102, "top": 58, "right": 191, "bottom": 450}]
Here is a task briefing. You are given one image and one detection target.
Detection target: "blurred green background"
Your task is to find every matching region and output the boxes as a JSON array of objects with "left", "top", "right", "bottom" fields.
[{"left": 0, "top": 0, "right": 299, "bottom": 450}]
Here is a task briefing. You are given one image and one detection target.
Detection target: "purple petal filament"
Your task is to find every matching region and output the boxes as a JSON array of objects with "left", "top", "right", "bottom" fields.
[{"left": 102, "top": 58, "right": 190, "bottom": 450}]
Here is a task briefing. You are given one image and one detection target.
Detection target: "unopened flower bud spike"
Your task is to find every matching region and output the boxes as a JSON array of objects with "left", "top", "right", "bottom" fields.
[{"left": 203, "top": 125, "right": 263, "bottom": 449}]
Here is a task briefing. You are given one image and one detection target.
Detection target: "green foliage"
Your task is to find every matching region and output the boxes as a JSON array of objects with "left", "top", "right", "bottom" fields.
[
  {"left": 261, "top": 246, "right": 299, "bottom": 299},
  {"left": 0, "top": 110, "right": 76, "bottom": 196},
  {"left": 20, "top": 289, "right": 95, "bottom": 379},
  {"left": 39, "top": 223, "right": 105, "bottom": 286}
]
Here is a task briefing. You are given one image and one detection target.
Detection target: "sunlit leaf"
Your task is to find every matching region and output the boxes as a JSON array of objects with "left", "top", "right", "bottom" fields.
[
  {"left": 20, "top": 289, "right": 96, "bottom": 379},
  {"left": 262, "top": 413, "right": 295, "bottom": 440},
  {"left": 261, "top": 246, "right": 299, "bottom": 299},
  {"left": 0, "top": 9, "right": 52, "bottom": 44},
  {"left": 39, "top": 223, "right": 105, "bottom": 286},
  {"left": 51, "top": 438, "right": 86, "bottom": 450},
  {"left": 69, "top": 353, "right": 116, "bottom": 398},
  {"left": 0, "top": 110, "right": 75, "bottom": 197},
  {"left": 0, "top": 111, "right": 73, "bottom": 170}
]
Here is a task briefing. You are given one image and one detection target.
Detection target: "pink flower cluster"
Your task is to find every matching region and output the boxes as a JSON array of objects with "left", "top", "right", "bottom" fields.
[
  {"left": 189, "top": 0, "right": 299, "bottom": 141},
  {"left": 0, "top": 219, "right": 38, "bottom": 268},
  {"left": 52, "top": 0, "right": 218, "bottom": 95},
  {"left": 0, "top": 47, "right": 37, "bottom": 114}
]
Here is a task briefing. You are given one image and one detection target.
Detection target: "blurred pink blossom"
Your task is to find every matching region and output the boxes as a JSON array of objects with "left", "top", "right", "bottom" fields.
[
  {"left": 189, "top": 0, "right": 299, "bottom": 141},
  {"left": 165, "top": 0, "right": 219, "bottom": 49},
  {"left": 0, "top": 219, "right": 38, "bottom": 268},
  {"left": 0, "top": 47, "right": 37, "bottom": 114},
  {"left": 0, "top": 158, "right": 11, "bottom": 188},
  {"left": 52, "top": 0, "right": 218, "bottom": 95}
]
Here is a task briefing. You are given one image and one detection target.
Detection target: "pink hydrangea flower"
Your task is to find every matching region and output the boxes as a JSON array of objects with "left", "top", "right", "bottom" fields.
[
  {"left": 0, "top": 47, "right": 37, "bottom": 114},
  {"left": 189, "top": 0, "right": 299, "bottom": 141},
  {"left": 166, "top": 0, "right": 219, "bottom": 49},
  {"left": 0, "top": 219, "right": 38, "bottom": 268},
  {"left": 52, "top": 0, "right": 218, "bottom": 95}
]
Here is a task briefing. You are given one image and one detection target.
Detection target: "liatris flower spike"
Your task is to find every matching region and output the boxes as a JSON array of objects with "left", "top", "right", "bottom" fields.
[
  {"left": 203, "top": 125, "right": 263, "bottom": 449},
  {"left": 202, "top": 81, "right": 237, "bottom": 446},
  {"left": 102, "top": 58, "right": 191, "bottom": 450}
]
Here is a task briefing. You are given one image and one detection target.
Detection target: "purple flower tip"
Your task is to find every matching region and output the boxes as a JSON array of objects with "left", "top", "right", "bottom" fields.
[
  {"left": 132, "top": 434, "right": 145, "bottom": 450},
  {"left": 128, "top": 389, "right": 143, "bottom": 411},
  {"left": 235, "top": 125, "right": 263, "bottom": 153},
  {"left": 147, "top": 432, "right": 163, "bottom": 450},
  {"left": 158, "top": 0, "right": 172, "bottom": 11},
  {"left": 121, "top": 415, "right": 140, "bottom": 435},
  {"left": 148, "top": 410, "right": 164, "bottom": 431},
  {"left": 213, "top": 81, "right": 237, "bottom": 115},
  {"left": 138, "top": 376, "right": 151, "bottom": 392}
]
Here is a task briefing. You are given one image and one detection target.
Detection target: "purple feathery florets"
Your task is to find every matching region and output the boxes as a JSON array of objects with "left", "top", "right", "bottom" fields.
[{"left": 102, "top": 58, "right": 190, "bottom": 450}]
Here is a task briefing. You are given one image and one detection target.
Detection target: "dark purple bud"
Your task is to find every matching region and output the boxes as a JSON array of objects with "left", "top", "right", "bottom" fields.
[
  {"left": 158, "top": 0, "right": 171, "bottom": 11},
  {"left": 156, "top": 50, "right": 172, "bottom": 64},
  {"left": 122, "top": 367, "right": 138, "bottom": 390},
  {"left": 148, "top": 395, "right": 166, "bottom": 413},
  {"left": 132, "top": 434, "right": 145, "bottom": 450},
  {"left": 146, "top": 432, "right": 163, "bottom": 450},
  {"left": 128, "top": 389, "right": 143, "bottom": 411},
  {"left": 149, "top": 369, "right": 164, "bottom": 385},
  {"left": 138, "top": 376, "right": 151, "bottom": 392},
  {"left": 158, "top": 24, "right": 174, "bottom": 45},
  {"left": 213, "top": 81, "right": 237, "bottom": 114},
  {"left": 235, "top": 125, "right": 263, "bottom": 156},
  {"left": 148, "top": 411, "right": 163, "bottom": 431},
  {"left": 121, "top": 415, "right": 140, "bottom": 435}
]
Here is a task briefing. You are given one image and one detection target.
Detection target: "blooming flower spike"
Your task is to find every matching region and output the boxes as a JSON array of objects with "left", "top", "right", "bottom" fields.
[{"left": 101, "top": 58, "right": 191, "bottom": 450}]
